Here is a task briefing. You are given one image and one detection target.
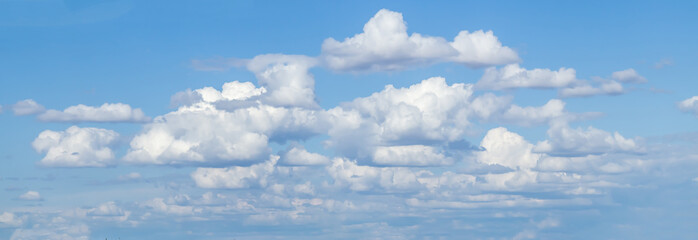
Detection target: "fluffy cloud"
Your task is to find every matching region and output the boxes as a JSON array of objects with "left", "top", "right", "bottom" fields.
[
  {"left": 125, "top": 96, "right": 325, "bottom": 165},
  {"left": 0, "top": 212, "right": 23, "bottom": 227},
  {"left": 321, "top": 9, "right": 518, "bottom": 72},
  {"left": 326, "top": 77, "right": 473, "bottom": 159},
  {"left": 37, "top": 103, "right": 150, "bottom": 123},
  {"left": 191, "top": 155, "right": 279, "bottom": 189},
  {"left": 611, "top": 68, "right": 646, "bottom": 83},
  {"left": 477, "top": 127, "right": 541, "bottom": 170},
  {"left": 326, "top": 158, "right": 421, "bottom": 192},
  {"left": 534, "top": 122, "right": 642, "bottom": 156},
  {"left": 476, "top": 64, "right": 577, "bottom": 90},
  {"left": 372, "top": 145, "right": 452, "bottom": 166},
  {"left": 678, "top": 96, "right": 698, "bottom": 116},
  {"left": 11, "top": 99, "right": 45, "bottom": 116},
  {"left": 18, "top": 191, "right": 42, "bottom": 201},
  {"left": 280, "top": 145, "right": 330, "bottom": 166},
  {"left": 558, "top": 80, "right": 623, "bottom": 98},
  {"left": 247, "top": 54, "right": 319, "bottom": 109},
  {"left": 498, "top": 99, "right": 567, "bottom": 126},
  {"left": 32, "top": 126, "right": 119, "bottom": 167}
]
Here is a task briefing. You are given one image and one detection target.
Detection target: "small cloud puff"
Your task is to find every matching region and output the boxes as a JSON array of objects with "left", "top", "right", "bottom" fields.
[
  {"left": 678, "top": 96, "right": 698, "bottom": 117},
  {"left": 11, "top": 99, "right": 45, "bottom": 116},
  {"left": 18, "top": 191, "right": 42, "bottom": 201}
]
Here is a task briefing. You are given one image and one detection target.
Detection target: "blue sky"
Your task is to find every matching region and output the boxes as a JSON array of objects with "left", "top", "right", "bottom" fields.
[{"left": 1, "top": 1, "right": 698, "bottom": 239}]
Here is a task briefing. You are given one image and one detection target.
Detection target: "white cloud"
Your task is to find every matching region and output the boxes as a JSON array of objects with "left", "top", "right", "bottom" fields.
[
  {"left": 196, "top": 81, "right": 267, "bottom": 103},
  {"left": 449, "top": 30, "right": 521, "bottom": 67},
  {"left": 499, "top": 99, "right": 567, "bottom": 126},
  {"left": 191, "top": 155, "right": 278, "bottom": 189},
  {"left": 87, "top": 202, "right": 131, "bottom": 222},
  {"left": 247, "top": 54, "right": 319, "bottom": 109},
  {"left": 678, "top": 96, "right": 698, "bottom": 116},
  {"left": 477, "top": 127, "right": 541, "bottom": 170},
  {"left": 611, "top": 68, "right": 647, "bottom": 83},
  {"left": 0, "top": 212, "right": 23, "bottom": 227},
  {"left": 280, "top": 146, "right": 330, "bottom": 166},
  {"left": 124, "top": 99, "right": 325, "bottom": 165},
  {"left": 372, "top": 145, "right": 452, "bottom": 166},
  {"left": 534, "top": 122, "right": 642, "bottom": 156},
  {"left": 321, "top": 9, "right": 518, "bottom": 72},
  {"left": 10, "top": 219, "right": 89, "bottom": 240},
  {"left": 326, "top": 158, "right": 421, "bottom": 192},
  {"left": 11, "top": 99, "right": 45, "bottom": 116},
  {"left": 142, "top": 198, "right": 200, "bottom": 216},
  {"left": 37, "top": 103, "right": 150, "bottom": 123},
  {"left": 18, "top": 191, "right": 42, "bottom": 201},
  {"left": 117, "top": 172, "right": 142, "bottom": 181},
  {"left": 326, "top": 77, "right": 473, "bottom": 158},
  {"left": 558, "top": 80, "right": 624, "bottom": 98},
  {"left": 476, "top": 64, "right": 577, "bottom": 90},
  {"left": 32, "top": 126, "right": 119, "bottom": 167}
]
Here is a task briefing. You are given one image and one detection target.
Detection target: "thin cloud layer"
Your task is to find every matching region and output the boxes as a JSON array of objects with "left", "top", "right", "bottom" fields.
[{"left": 38, "top": 103, "right": 150, "bottom": 123}]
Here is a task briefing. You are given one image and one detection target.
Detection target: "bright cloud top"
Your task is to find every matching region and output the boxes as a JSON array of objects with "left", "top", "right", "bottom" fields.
[
  {"left": 321, "top": 9, "right": 519, "bottom": 72},
  {"left": 678, "top": 96, "right": 698, "bottom": 116}
]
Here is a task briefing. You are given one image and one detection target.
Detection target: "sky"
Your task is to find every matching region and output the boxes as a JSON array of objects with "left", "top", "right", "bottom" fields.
[{"left": 1, "top": 0, "right": 698, "bottom": 239}]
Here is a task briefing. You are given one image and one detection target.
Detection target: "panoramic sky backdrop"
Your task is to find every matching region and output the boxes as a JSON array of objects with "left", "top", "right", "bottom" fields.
[{"left": 2, "top": 1, "right": 698, "bottom": 239}]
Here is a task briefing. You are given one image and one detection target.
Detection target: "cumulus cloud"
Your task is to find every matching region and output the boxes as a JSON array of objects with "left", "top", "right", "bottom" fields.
[
  {"left": 476, "top": 64, "right": 577, "bottom": 90},
  {"left": 280, "top": 145, "right": 330, "bottom": 166},
  {"left": 498, "top": 99, "right": 567, "bottom": 126},
  {"left": 125, "top": 82, "right": 326, "bottom": 166},
  {"left": 18, "top": 191, "right": 42, "bottom": 201},
  {"left": 247, "top": 54, "right": 319, "bottom": 108},
  {"left": 191, "top": 155, "right": 279, "bottom": 189},
  {"left": 534, "top": 122, "right": 642, "bottom": 156},
  {"left": 678, "top": 96, "right": 698, "bottom": 116},
  {"left": 611, "top": 68, "right": 647, "bottom": 83},
  {"left": 326, "top": 77, "right": 473, "bottom": 159},
  {"left": 477, "top": 127, "right": 541, "bottom": 170},
  {"left": 37, "top": 103, "right": 150, "bottom": 123},
  {"left": 32, "top": 126, "right": 119, "bottom": 167},
  {"left": 321, "top": 9, "right": 518, "bottom": 72},
  {"left": 326, "top": 158, "right": 421, "bottom": 192},
  {"left": 0, "top": 212, "right": 23, "bottom": 227},
  {"left": 11, "top": 99, "right": 45, "bottom": 116}
]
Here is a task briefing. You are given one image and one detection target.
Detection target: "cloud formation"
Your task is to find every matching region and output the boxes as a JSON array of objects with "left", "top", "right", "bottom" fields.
[
  {"left": 32, "top": 126, "right": 119, "bottom": 167},
  {"left": 476, "top": 64, "right": 577, "bottom": 90},
  {"left": 321, "top": 9, "right": 518, "bottom": 72},
  {"left": 678, "top": 96, "right": 698, "bottom": 116},
  {"left": 38, "top": 103, "right": 150, "bottom": 123},
  {"left": 11, "top": 99, "right": 45, "bottom": 116}
]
